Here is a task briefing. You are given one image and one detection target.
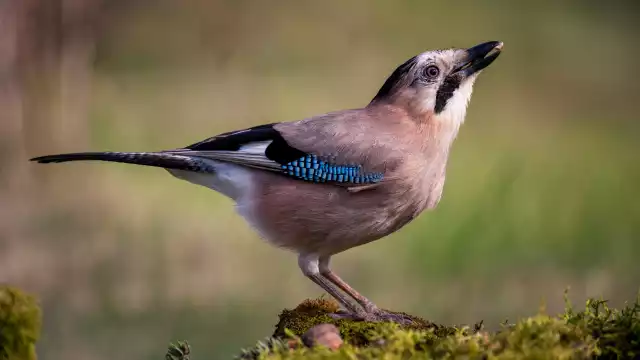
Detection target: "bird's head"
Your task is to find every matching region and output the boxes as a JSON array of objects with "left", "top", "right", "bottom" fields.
[{"left": 370, "top": 41, "right": 503, "bottom": 127}]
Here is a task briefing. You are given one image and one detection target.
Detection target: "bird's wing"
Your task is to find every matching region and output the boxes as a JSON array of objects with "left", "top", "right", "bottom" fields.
[{"left": 167, "top": 111, "right": 402, "bottom": 190}]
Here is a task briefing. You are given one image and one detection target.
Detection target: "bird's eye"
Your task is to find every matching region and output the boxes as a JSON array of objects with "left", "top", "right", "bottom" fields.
[{"left": 423, "top": 65, "right": 440, "bottom": 79}]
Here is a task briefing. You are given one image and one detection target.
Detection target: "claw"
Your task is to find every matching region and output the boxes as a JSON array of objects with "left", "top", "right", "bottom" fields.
[
  {"left": 371, "top": 311, "right": 416, "bottom": 326},
  {"left": 328, "top": 311, "right": 367, "bottom": 321},
  {"left": 328, "top": 310, "right": 416, "bottom": 326}
]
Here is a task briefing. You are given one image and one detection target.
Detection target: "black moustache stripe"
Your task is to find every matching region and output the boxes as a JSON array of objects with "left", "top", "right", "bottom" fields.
[{"left": 434, "top": 75, "right": 462, "bottom": 113}]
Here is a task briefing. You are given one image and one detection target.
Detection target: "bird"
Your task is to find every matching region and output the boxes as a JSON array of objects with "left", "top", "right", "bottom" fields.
[{"left": 30, "top": 41, "right": 503, "bottom": 324}]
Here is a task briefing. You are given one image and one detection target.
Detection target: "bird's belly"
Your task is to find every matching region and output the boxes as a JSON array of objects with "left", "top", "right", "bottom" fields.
[
  {"left": 236, "top": 173, "right": 424, "bottom": 256},
  {"left": 167, "top": 161, "right": 255, "bottom": 201}
]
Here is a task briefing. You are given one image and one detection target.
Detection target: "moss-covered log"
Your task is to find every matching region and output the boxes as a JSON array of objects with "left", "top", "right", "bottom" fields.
[
  {"left": 271, "top": 298, "right": 458, "bottom": 346},
  {"left": 225, "top": 294, "right": 639, "bottom": 359}
]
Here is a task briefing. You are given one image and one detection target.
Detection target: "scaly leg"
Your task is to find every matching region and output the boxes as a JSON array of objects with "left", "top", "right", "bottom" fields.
[
  {"left": 298, "top": 254, "right": 364, "bottom": 316},
  {"left": 319, "top": 256, "right": 379, "bottom": 313},
  {"left": 318, "top": 256, "right": 415, "bottom": 325}
]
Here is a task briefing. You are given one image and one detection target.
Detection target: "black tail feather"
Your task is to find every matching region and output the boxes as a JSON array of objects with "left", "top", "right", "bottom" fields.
[{"left": 30, "top": 152, "right": 216, "bottom": 173}]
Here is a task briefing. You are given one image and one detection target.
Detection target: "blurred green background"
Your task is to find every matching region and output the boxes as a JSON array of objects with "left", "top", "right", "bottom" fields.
[{"left": 1, "top": 0, "right": 639, "bottom": 359}]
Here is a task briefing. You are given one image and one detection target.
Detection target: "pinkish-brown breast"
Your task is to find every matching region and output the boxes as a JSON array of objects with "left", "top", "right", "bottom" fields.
[{"left": 235, "top": 105, "right": 457, "bottom": 256}]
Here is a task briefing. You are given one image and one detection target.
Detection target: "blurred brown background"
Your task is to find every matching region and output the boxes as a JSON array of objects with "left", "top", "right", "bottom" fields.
[{"left": 1, "top": 1, "right": 639, "bottom": 359}]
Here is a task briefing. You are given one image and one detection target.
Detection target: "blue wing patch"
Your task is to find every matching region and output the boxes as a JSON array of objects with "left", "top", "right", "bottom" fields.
[
  {"left": 181, "top": 123, "right": 384, "bottom": 185},
  {"left": 280, "top": 154, "right": 384, "bottom": 184}
]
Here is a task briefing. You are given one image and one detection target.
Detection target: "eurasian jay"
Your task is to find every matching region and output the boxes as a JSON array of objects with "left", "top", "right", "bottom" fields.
[{"left": 31, "top": 41, "right": 503, "bottom": 324}]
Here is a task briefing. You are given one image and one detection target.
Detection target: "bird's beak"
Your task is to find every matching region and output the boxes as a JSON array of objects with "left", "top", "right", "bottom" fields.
[{"left": 453, "top": 41, "right": 503, "bottom": 77}]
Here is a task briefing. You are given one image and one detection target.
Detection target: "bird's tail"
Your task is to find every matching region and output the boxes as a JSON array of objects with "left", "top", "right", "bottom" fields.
[{"left": 30, "top": 151, "right": 216, "bottom": 173}]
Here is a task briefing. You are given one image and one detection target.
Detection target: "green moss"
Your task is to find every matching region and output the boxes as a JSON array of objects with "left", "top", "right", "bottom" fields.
[
  {"left": 230, "top": 294, "right": 639, "bottom": 360},
  {"left": 166, "top": 340, "right": 191, "bottom": 360},
  {"left": 0, "top": 286, "right": 42, "bottom": 360},
  {"left": 272, "top": 297, "right": 456, "bottom": 347},
  {"left": 563, "top": 296, "right": 640, "bottom": 358}
]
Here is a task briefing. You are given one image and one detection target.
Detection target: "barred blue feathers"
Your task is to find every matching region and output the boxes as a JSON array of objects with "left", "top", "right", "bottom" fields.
[{"left": 281, "top": 154, "right": 384, "bottom": 184}]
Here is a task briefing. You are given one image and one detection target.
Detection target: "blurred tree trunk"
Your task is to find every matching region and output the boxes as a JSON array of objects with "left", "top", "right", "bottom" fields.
[
  {"left": 0, "top": 0, "right": 28, "bottom": 190},
  {"left": 0, "top": 0, "right": 111, "bottom": 290},
  {"left": 0, "top": 0, "right": 108, "bottom": 199}
]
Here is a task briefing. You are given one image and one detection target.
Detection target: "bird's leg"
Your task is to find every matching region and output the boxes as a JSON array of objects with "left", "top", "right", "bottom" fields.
[
  {"left": 298, "top": 254, "right": 364, "bottom": 316},
  {"left": 318, "top": 256, "right": 379, "bottom": 313},
  {"left": 319, "top": 256, "right": 416, "bottom": 325}
]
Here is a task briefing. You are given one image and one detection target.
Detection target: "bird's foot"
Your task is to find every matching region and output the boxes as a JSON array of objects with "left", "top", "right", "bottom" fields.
[
  {"left": 328, "top": 309, "right": 415, "bottom": 326},
  {"left": 327, "top": 309, "right": 366, "bottom": 321},
  {"left": 369, "top": 309, "right": 416, "bottom": 326}
]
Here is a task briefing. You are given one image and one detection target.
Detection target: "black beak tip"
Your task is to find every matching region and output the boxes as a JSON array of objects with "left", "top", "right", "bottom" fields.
[
  {"left": 456, "top": 40, "right": 503, "bottom": 76},
  {"left": 467, "top": 41, "right": 503, "bottom": 58}
]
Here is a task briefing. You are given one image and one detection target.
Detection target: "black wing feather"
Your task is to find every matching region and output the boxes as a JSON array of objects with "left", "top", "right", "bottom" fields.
[{"left": 185, "top": 123, "right": 306, "bottom": 164}]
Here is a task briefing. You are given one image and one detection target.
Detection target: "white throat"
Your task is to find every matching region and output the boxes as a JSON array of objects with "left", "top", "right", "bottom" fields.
[{"left": 433, "top": 75, "right": 477, "bottom": 134}]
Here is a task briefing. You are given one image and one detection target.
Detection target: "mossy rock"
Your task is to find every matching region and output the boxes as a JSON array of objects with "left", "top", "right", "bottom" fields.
[
  {"left": 0, "top": 286, "right": 42, "bottom": 360},
  {"left": 231, "top": 294, "right": 640, "bottom": 360},
  {"left": 272, "top": 297, "right": 458, "bottom": 346}
]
